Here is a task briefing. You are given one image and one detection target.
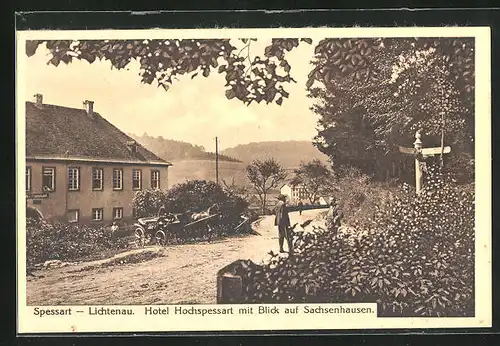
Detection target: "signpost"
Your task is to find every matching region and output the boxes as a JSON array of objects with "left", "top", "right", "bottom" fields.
[
  {"left": 26, "top": 192, "right": 49, "bottom": 200},
  {"left": 398, "top": 131, "right": 451, "bottom": 195},
  {"left": 26, "top": 190, "right": 50, "bottom": 206}
]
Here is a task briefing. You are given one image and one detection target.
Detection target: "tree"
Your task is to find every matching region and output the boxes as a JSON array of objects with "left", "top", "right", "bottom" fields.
[
  {"left": 27, "top": 37, "right": 474, "bottom": 181},
  {"left": 309, "top": 38, "right": 474, "bottom": 182},
  {"left": 291, "top": 159, "right": 334, "bottom": 204},
  {"left": 25, "top": 37, "right": 474, "bottom": 107},
  {"left": 26, "top": 38, "right": 312, "bottom": 106},
  {"left": 246, "top": 158, "right": 287, "bottom": 214},
  {"left": 221, "top": 177, "right": 250, "bottom": 199}
]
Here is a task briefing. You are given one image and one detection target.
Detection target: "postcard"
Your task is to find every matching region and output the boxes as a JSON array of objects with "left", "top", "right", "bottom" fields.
[{"left": 16, "top": 26, "right": 491, "bottom": 334}]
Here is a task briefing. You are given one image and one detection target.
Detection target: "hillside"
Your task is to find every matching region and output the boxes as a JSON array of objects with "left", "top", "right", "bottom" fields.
[
  {"left": 221, "top": 140, "right": 329, "bottom": 168},
  {"left": 129, "top": 133, "right": 241, "bottom": 162},
  {"left": 127, "top": 136, "right": 330, "bottom": 189},
  {"left": 168, "top": 160, "right": 247, "bottom": 187}
]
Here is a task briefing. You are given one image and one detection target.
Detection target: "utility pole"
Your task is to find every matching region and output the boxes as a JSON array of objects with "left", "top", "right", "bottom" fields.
[{"left": 215, "top": 136, "right": 219, "bottom": 185}]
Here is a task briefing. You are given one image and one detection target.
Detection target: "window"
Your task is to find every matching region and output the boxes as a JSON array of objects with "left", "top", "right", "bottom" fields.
[
  {"left": 68, "top": 167, "right": 80, "bottom": 191},
  {"left": 42, "top": 167, "right": 56, "bottom": 192},
  {"left": 113, "top": 207, "right": 123, "bottom": 220},
  {"left": 112, "top": 169, "right": 123, "bottom": 190},
  {"left": 26, "top": 167, "right": 31, "bottom": 192},
  {"left": 92, "top": 208, "right": 103, "bottom": 221},
  {"left": 92, "top": 168, "right": 103, "bottom": 191},
  {"left": 151, "top": 170, "right": 160, "bottom": 189},
  {"left": 132, "top": 169, "right": 142, "bottom": 190},
  {"left": 67, "top": 209, "right": 79, "bottom": 223}
]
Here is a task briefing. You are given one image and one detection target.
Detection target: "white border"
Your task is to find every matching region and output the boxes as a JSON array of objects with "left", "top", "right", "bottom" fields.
[{"left": 16, "top": 27, "right": 492, "bottom": 333}]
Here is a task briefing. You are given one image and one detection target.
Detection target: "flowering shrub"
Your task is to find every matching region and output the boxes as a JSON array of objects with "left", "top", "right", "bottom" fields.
[
  {"left": 241, "top": 164, "right": 474, "bottom": 317},
  {"left": 26, "top": 219, "right": 131, "bottom": 268}
]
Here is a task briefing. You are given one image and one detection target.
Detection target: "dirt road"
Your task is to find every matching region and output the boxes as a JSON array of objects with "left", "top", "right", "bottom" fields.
[{"left": 26, "top": 209, "right": 326, "bottom": 305}]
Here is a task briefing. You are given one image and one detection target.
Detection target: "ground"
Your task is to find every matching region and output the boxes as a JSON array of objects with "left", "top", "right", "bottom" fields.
[{"left": 26, "top": 209, "right": 326, "bottom": 305}]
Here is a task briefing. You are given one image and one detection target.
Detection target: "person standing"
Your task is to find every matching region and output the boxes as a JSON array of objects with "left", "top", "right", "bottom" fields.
[
  {"left": 275, "top": 194, "right": 293, "bottom": 254},
  {"left": 297, "top": 200, "right": 304, "bottom": 215},
  {"left": 326, "top": 198, "right": 342, "bottom": 229}
]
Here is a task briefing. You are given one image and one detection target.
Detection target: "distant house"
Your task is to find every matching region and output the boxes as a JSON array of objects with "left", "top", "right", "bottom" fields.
[
  {"left": 25, "top": 94, "right": 172, "bottom": 223},
  {"left": 280, "top": 182, "right": 307, "bottom": 203},
  {"left": 318, "top": 196, "right": 333, "bottom": 205}
]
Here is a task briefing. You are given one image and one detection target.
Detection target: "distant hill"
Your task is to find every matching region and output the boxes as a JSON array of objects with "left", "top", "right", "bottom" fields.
[
  {"left": 127, "top": 136, "right": 330, "bottom": 189},
  {"left": 221, "top": 140, "right": 329, "bottom": 168},
  {"left": 129, "top": 133, "right": 241, "bottom": 162},
  {"left": 168, "top": 159, "right": 247, "bottom": 187}
]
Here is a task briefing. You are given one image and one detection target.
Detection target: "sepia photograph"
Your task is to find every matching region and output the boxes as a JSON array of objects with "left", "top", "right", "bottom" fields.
[{"left": 16, "top": 27, "right": 491, "bottom": 333}]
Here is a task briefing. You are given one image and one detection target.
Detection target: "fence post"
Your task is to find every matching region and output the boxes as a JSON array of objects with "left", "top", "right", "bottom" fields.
[
  {"left": 216, "top": 260, "right": 245, "bottom": 304},
  {"left": 216, "top": 259, "right": 262, "bottom": 304}
]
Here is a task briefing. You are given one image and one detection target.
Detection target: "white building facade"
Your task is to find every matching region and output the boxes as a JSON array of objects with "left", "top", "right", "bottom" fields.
[{"left": 280, "top": 183, "right": 307, "bottom": 203}]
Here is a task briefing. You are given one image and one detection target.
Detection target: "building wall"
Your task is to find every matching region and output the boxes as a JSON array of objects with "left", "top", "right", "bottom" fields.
[
  {"left": 280, "top": 184, "right": 308, "bottom": 203},
  {"left": 26, "top": 159, "right": 169, "bottom": 224},
  {"left": 26, "top": 161, "right": 67, "bottom": 221}
]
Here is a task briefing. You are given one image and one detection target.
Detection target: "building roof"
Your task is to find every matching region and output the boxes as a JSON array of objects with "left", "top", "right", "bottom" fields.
[
  {"left": 281, "top": 181, "right": 304, "bottom": 189},
  {"left": 25, "top": 101, "right": 171, "bottom": 166}
]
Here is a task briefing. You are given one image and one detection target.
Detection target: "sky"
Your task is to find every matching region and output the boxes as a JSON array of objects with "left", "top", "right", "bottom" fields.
[{"left": 24, "top": 39, "right": 320, "bottom": 151}]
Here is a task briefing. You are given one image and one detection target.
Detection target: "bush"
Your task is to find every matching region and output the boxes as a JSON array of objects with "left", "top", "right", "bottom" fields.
[
  {"left": 332, "top": 166, "right": 402, "bottom": 229},
  {"left": 240, "top": 164, "right": 475, "bottom": 317},
  {"left": 132, "top": 189, "right": 169, "bottom": 218},
  {"left": 165, "top": 180, "right": 248, "bottom": 217},
  {"left": 132, "top": 180, "right": 252, "bottom": 244},
  {"left": 26, "top": 219, "right": 131, "bottom": 268},
  {"left": 133, "top": 180, "right": 249, "bottom": 219}
]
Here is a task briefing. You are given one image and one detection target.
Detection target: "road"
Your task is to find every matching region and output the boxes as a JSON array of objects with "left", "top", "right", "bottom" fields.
[{"left": 26, "top": 209, "right": 326, "bottom": 306}]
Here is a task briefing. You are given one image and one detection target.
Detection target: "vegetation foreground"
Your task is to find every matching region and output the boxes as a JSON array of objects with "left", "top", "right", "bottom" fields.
[
  {"left": 237, "top": 166, "right": 474, "bottom": 317},
  {"left": 26, "top": 165, "right": 474, "bottom": 317}
]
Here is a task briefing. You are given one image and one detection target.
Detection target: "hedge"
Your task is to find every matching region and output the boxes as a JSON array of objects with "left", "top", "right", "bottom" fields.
[{"left": 26, "top": 219, "right": 131, "bottom": 268}]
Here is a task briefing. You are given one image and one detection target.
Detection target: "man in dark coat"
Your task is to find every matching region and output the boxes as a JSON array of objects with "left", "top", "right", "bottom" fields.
[
  {"left": 275, "top": 194, "right": 293, "bottom": 253},
  {"left": 297, "top": 200, "right": 304, "bottom": 215}
]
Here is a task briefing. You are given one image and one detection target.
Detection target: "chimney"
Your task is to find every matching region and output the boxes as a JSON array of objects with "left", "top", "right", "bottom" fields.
[
  {"left": 83, "top": 100, "right": 94, "bottom": 118},
  {"left": 33, "top": 93, "right": 43, "bottom": 106},
  {"left": 126, "top": 140, "right": 138, "bottom": 156}
]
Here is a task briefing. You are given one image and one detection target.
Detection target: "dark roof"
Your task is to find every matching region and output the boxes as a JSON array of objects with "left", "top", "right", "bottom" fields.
[{"left": 25, "top": 101, "right": 171, "bottom": 165}]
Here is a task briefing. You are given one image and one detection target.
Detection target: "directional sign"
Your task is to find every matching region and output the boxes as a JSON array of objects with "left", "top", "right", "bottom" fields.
[
  {"left": 399, "top": 131, "right": 452, "bottom": 195},
  {"left": 421, "top": 146, "right": 451, "bottom": 156},
  {"left": 399, "top": 146, "right": 451, "bottom": 157},
  {"left": 398, "top": 146, "right": 416, "bottom": 155}
]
